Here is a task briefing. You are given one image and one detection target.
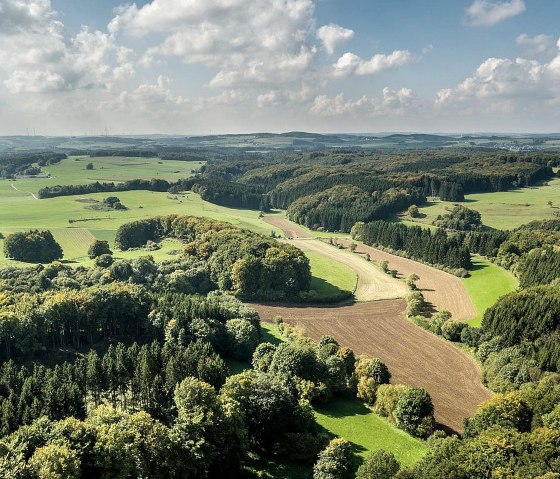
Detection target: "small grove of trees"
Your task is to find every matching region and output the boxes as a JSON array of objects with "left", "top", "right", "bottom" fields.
[
  {"left": 433, "top": 205, "right": 482, "bottom": 231},
  {"left": 352, "top": 221, "right": 472, "bottom": 271},
  {"left": 114, "top": 215, "right": 311, "bottom": 301},
  {"left": 3, "top": 230, "right": 63, "bottom": 263},
  {"left": 87, "top": 240, "right": 112, "bottom": 259}
]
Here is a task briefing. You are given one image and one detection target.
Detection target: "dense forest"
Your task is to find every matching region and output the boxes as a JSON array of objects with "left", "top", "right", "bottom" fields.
[
  {"left": 352, "top": 220, "right": 472, "bottom": 272},
  {"left": 0, "top": 152, "right": 66, "bottom": 178}
]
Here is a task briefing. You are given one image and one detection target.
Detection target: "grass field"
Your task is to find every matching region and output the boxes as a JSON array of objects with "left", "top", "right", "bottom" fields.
[
  {"left": 397, "top": 177, "right": 560, "bottom": 230},
  {"left": 307, "top": 251, "right": 357, "bottom": 299},
  {"left": 314, "top": 398, "right": 427, "bottom": 468},
  {"left": 0, "top": 157, "right": 282, "bottom": 266},
  {"left": 463, "top": 256, "right": 518, "bottom": 327}
]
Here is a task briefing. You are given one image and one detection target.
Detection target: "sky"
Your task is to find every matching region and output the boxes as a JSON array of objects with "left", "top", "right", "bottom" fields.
[{"left": 0, "top": 0, "right": 559, "bottom": 135}]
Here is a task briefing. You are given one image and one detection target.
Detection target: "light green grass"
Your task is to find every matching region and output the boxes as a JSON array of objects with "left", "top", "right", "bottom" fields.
[
  {"left": 397, "top": 178, "right": 560, "bottom": 231},
  {"left": 463, "top": 256, "right": 518, "bottom": 327},
  {"left": 314, "top": 398, "right": 427, "bottom": 467},
  {"left": 306, "top": 251, "right": 356, "bottom": 299},
  {"left": 0, "top": 155, "right": 280, "bottom": 266}
]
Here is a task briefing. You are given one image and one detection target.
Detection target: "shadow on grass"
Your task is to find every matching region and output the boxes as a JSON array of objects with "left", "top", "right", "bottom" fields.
[
  {"left": 261, "top": 326, "right": 285, "bottom": 346},
  {"left": 469, "top": 260, "right": 490, "bottom": 272},
  {"left": 310, "top": 276, "right": 348, "bottom": 299}
]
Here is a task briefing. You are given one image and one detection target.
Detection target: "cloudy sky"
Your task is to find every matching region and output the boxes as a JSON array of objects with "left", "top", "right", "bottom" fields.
[{"left": 0, "top": 0, "right": 559, "bottom": 135}]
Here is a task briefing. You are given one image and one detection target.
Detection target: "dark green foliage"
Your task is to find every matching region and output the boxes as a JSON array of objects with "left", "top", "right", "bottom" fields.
[
  {"left": 356, "top": 450, "right": 400, "bottom": 479},
  {"left": 433, "top": 205, "right": 482, "bottom": 231},
  {"left": 464, "top": 229, "right": 508, "bottom": 257},
  {"left": 287, "top": 185, "right": 424, "bottom": 233},
  {"left": 518, "top": 247, "right": 560, "bottom": 287},
  {"left": 37, "top": 178, "right": 174, "bottom": 199},
  {"left": 313, "top": 438, "right": 353, "bottom": 479},
  {"left": 393, "top": 387, "right": 435, "bottom": 438},
  {"left": 0, "top": 152, "right": 65, "bottom": 178},
  {"left": 114, "top": 215, "right": 311, "bottom": 300},
  {"left": 221, "top": 370, "right": 314, "bottom": 453},
  {"left": 87, "top": 240, "right": 112, "bottom": 259},
  {"left": 482, "top": 285, "right": 560, "bottom": 348},
  {"left": 353, "top": 221, "right": 472, "bottom": 270},
  {"left": 3, "top": 230, "right": 63, "bottom": 263}
]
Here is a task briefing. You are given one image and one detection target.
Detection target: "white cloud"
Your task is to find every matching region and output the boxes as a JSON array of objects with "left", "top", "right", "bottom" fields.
[
  {"left": 333, "top": 50, "right": 413, "bottom": 77},
  {"left": 0, "top": 2, "right": 134, "bottom": 94},
  {"left": 310, "top": 87, "right": 415, "bottom": 117},
  {"left": 516, "top": 33, "right": 555, "bottom": 56},
  {"left": 111, "top": 0, "right": 316, "bottom": 89},
  {"left": 436, "top": 40, "right": 560, "bottom": 116},
  {"left": 465, "top": 0, "right": 526, "bottom": 27},
  {"left": 316, "top": 23, "right": 354, "bottom": 55}
]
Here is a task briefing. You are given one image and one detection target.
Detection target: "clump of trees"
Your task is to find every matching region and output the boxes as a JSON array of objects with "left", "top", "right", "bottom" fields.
[
  {"left": 87, "top": 240, "right": 112, "bottom": 259},
  {"left": 114, "top": 215, "right": 311, "bottom": 300},
  {"left": 433, "top": 205, "right": 482, "bottom": 231},
  {"left": 3, "top": 230, "right": 63, "bottom": 263},
  {"left": 352, "top": 221, "right": 472, "bottom": 271}
]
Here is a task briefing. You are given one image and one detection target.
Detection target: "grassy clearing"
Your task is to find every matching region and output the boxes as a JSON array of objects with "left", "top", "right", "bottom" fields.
[
  {"left": 397, "top": 178, "right": 560, "bottom": 231},
  {"left": 463, "top": 256, "right": 518, "bottom": 327},
  {"left": 306, "top": 251, "right": 356, "bottom": 300},
  {"left": 314, "top": 398, "right": 427, "bottom": 468}
]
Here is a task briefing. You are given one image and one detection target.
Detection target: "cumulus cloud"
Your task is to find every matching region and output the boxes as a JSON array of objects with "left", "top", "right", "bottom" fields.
[
  {"left": 310, "top": 87, "right": 415, "bottom": 117},
  {"left": 333, "top": 50, "right": 413, "bottom": 77},
  {"left": 316, "top": 23, "right": 354, "bottom": 55},
  {"left": 110, "top": 0, "right": 316, "bottom": 89},
  {"left": 436, "top": 39, "right": 560, "bottom": 116},
  {"left": 516, "top": 33, "right": 555, "bottom": 56},
  {"left": 465, "top": 0, "right": 526, "bottom": 27},
  {"left": 0, "top": 2, "right": 134, "bottom": 94}
]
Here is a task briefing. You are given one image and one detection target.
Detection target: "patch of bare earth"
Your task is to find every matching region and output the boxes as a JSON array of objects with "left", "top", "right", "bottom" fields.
[
  {"left": 253, "top": 301, "right": 491, "bottom": 433},
  {"left": 256, "top": 215, "right": 488, "bottom": 432},
  {"left": 337, "top": 239, "right": 477, "bottom": 321}
]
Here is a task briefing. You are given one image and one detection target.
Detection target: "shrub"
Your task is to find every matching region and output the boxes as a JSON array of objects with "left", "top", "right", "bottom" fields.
[
  {"left": 225, "top": 319, "right": 260, "bottom": 361},
  {"left": 441, "top": 319, "right": 466, "bottom": 342},
  {"left": 95, "top": 254, "right": 114, "bottom": 268},
  {"left": 394, "top": 387, "right": 435, "bottom": 438},
  {"left": 88, "top": 240, "right": 112, "bottom": 259},
  {"left": 461, "top": 326, "right": 482, "bottom": 347},
  {"left": 356, "top": 450, "right": 400, "bottom": 479},
  {"left": 313, "top": 438, "right": 353, "bottom": 479}
]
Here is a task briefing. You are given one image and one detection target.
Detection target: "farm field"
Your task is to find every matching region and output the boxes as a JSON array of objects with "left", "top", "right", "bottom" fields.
[
  {"left": 260, "top": 323, "right": 427, "bottom": 470},
  {"left": 253, "top": 301, "right": 490, "bottom": 432},
  {"left": 463, "top": 256, "right": 518, "bottom": 327},
  {"left": 397, "top": 177, "right": 560, "bottom": 230}
]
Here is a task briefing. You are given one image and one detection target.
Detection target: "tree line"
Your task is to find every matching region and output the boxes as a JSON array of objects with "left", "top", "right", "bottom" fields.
[{"left": 352, "top": 220, "right": 472, "bottom": 271}]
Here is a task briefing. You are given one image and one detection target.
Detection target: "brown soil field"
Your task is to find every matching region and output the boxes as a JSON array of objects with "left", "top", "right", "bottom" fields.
[
  {"left": 253, "top": 301, "right": 491, "bottom": 433},
  {"left": 337, "top": 239, "right": 477, "bottom": 321},
  {"left": 287, "top": 238, "right": 407, "bottom": 301}
]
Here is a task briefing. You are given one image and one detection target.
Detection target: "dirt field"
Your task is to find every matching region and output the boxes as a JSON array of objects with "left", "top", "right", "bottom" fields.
[
  {"left": 337, "top": 239, "right": 477, "bottom": 321},
  {"left": 287, "top": 238, "right": 407, "bottom": 301},
  {"left": 253, "top": 301, "right": 491, "bottom": 433},
  {"left": 265, "top": 215, "right": 312, "bottom": 239}
]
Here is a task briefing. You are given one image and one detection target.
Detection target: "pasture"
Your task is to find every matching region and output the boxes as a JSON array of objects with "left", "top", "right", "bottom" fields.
[
  {"left": 306, "top": 250, "right": 357, "bottom": 300},
  {"left": 397, "top": 177, "right": 560, "bottom": 230},
  {"left": 463, "top": 256, "right": 518, "bottom": 327},
  {"left": 0, "top": 156, "right": 282, "bottom": 266},
  {"left": 314, "top": 398, "right": 427, "bottom": 467}
]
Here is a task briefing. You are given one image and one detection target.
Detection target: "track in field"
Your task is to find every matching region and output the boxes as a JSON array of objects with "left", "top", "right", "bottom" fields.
[
  {"left": 259, "top": 216, "right": 488, "bottom": 432},
  {"left": 253, "top": 301, "right": 491, "bottom": 433}
]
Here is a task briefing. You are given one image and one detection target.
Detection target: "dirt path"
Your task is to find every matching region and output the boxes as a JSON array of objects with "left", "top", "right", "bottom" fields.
[
  {"left": 338, "top": 239, "right": 477, "bottom": 321},
  {"left": 265, "top": 216, "right": 313, "bottom": 239},
  {"left": 287, "top": 238, "right": 407, "bottom": 301},
  {"left": 10, "top": 183, "right": 39, "bottom": 200},
  {"left": 253, "top": 301, "right": 491, "bottom": 433}
]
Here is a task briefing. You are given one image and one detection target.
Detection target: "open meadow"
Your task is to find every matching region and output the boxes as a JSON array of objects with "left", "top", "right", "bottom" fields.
[{"left": 397, "top": 177, "right": 560, "bottom": 230}]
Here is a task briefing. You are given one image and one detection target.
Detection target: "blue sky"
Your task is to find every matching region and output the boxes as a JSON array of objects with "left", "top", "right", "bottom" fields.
[{"left": 0, "top": 0, "right": 559, "bottom": 134}]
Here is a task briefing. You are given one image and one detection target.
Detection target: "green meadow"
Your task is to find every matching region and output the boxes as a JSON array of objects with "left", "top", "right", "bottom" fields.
[
  {"left": 397, "top": 177, "right": 560, "bottom": 230},
  {"left": 463, "top": 256, "right": 518, "bottom": 327},
  {"left": 0, "top": 156, "right": 284, "bottom": 265},
  {"left": 306, "top": 251, "right": 357, "bottom": 300}
]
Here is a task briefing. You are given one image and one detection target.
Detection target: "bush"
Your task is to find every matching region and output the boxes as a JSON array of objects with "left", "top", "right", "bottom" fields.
[
  {"left": 356, "top": 450, "right": 400, "bottom": 479},
  {"left": 95, "top": 254, "right": 114, "bottom": 268},
  {"left": 313, "top": 438, "right": 353, "bottom": 479},
  {"left": 441, "top": 319, "right": 466, "bottom": 342},
  {"left": 394, "top": 387, "right": 435, "bottom": 438},
  {"left": 225, "top": 319, "right": 260, "bottom": 361},
  {"left": 3, "top": 230, "right": 63, "bottom": 263},
  {"left": 88, "top": 240, "right": 113, "bottom": 259},
  {"left": 461, "top": 326, "right": 482, "bottom": 347}
]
